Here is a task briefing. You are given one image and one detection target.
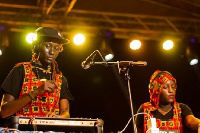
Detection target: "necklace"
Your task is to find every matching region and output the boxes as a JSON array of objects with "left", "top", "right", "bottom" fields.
[
  {"left": 33, "top": 61, "right": 52, "bottom": 81},
  {"left": 32, "top": 66, "right": 51, "bottom": 74}
]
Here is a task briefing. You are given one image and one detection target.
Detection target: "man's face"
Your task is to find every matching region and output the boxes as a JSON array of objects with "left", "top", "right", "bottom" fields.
[{"left": 38, "top": 42, "right": 62, "bottom": 65}]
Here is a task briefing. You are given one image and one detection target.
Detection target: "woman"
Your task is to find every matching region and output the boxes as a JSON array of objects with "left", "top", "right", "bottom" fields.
[
  {"left": 0, "top": 27, "right": 74, "bottom": 120},
  {"left": 135, "top": 70, "right": 200, "bottom": 133}
]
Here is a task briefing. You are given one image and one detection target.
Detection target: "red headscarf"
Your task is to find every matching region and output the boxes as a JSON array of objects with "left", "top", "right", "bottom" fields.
[{"left": 148, "top": 70, "right": 176, "bottom": 110}]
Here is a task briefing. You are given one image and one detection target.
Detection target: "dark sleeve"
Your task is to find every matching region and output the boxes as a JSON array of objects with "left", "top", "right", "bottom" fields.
[
  {"left": 180, "top": 103, "right": 193, "bottom": 119},
  {"left": 179, "top": 103, "right": 197, "bottom": 132},
  {"left": 135, "top": 104, "right": 144, "bottom": 130},
  {"left": 60, "top": 76, "right": 74, "bottom": 102},
  {"left": 0, "top": 65, "right": 24, "bottom": 99}
]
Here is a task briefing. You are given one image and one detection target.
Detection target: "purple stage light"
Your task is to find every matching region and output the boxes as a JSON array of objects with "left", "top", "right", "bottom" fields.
[
  {"left": 190, "top": 38, "right": 195, "bottom": 43},
  {"left": 106, "top": 32, "right": 111, "bottom": 37},
  {"left": 0, "top": 26, "right": 4, "bottom": 30}
]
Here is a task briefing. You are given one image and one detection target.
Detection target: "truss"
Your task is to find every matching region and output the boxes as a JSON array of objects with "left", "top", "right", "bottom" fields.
[{"left": 0, "top": 0, "right": 200, "bottom": 41}]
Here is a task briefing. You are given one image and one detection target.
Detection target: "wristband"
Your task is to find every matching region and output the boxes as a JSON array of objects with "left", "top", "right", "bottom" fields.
[{"left": 28, "top": 92, "right": 37, "bottom": 100}]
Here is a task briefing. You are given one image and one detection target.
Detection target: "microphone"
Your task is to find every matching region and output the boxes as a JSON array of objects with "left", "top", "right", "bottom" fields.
[
  {"left": 81, "top": 51, "right": 97, "bottom": 69},
  {"left": 129, "top": 61, "right": 147, "bottom": 66}
]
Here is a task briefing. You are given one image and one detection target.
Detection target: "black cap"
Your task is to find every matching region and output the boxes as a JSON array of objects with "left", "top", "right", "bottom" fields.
[{"left": 35, "top": 27, "right": 70, "bottom": 44}]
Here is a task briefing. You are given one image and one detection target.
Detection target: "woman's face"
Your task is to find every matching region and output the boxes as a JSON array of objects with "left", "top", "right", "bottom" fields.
[
  {"left": 38, "top": 42, "right": 61, "bottom": 65},
  {"left": 159, "top": 80, "right": 177, "bottom": 105}
]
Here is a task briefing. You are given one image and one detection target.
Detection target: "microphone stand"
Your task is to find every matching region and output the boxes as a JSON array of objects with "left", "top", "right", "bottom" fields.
[
  {"left": 83, "top": 50, "right": 147, "bottom": 133},
  {"left": 91, "top": 61, "right": 147, "bottom": 133},
  {"left": 118, "top": 63, "right": 137, "bottom": 133}
]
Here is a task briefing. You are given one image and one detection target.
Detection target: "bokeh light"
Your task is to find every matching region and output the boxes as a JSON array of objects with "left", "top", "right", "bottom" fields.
[
  {"left": 26, "top": 33, "right": 36, "bottom": 44},
  {"left": 163, "top": 40, "right": 174, "bottom": 50},
  {"left": 0, "top": 26, "right": 4, "bottom": 30},
  {"left": 105, "top": 53, "right": 114, "bottom": 61},
  {"left": 0, "top": 49, "right": 2, "bottom": 55},
  {"left": 190, "top": 59, "right": 198, "bottom": 65},
  {"left": 73, "top": 33, "right": 85, "bottom": 45},
  {"left": 130, "top": 40, "right": 141, "bottom": 50}
]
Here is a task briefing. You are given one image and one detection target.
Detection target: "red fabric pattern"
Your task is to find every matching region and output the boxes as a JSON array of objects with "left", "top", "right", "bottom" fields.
[
  {"left": 16, "top": 62, "right": 62, "bottom": 117},
  {"left": 143, "top": 102, "right": 182, "bottom": 132}
]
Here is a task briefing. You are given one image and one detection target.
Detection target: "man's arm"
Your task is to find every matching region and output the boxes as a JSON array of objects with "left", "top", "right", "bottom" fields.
[
  {"left": 0, "top": 93, "right": 32, "bottom": 118},
  {"left": 59, "top": 99, "right": 70, "bottom": 118},
  {"left": 1, "top": 80, "right": 60, "bottom": 118}
]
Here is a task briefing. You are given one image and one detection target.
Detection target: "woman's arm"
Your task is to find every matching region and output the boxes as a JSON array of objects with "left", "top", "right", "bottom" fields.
[
  {"left": 185, "top": 115, "right": 200, "bottom": 131},
  {"left": 135, "top": 105, "right": 144, "bottom": 133}
]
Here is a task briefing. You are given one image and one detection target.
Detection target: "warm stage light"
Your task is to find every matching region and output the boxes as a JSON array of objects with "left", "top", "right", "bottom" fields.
[
  {"left": 0, "top": 49, "right": 2, "bottom": 55},
  {"left": 163, "top": 40, "right": 174, "bottom": 50},
  {"left": 130, "top": 40, "right": 141, "bottom": 50},
  {"left": 73, "top": 33, "right": 85, "bottom": 45},
  {"left": 26, "top": 33, "right": 36, "bottom": 44}
]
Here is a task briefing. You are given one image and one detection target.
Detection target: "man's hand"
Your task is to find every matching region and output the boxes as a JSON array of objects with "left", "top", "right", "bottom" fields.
[
  {"left": 44, "top": 111, "right": 58, "bottom": 118},
  {"left": 36, "top": 80, "right": 59, "bottom": 94}
]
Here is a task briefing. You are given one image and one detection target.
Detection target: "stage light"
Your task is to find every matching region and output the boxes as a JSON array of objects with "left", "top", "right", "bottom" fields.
[
  {"left": 26, "top": 33, "right": 36, "bottom": 44},
  {"left": 130, "top": 40, "right": 141, "bottom": 50},
  {"left": 163, "top": 40, "right": 174, "bottom": 50},
  {"left": 0, "top": 26, "right": 4, "bottom": 30},
  {"left": 105, "top": 53, "right": 114, "bottom": 61},
  {"left": 100, "top": 40, "right": 114, "bottom": 61},
  {"left": 190, "top": 38, "right": 195, "bottom": 43},
  {"left": 0, "top": 49, "right": 2, "bottom": 55},
  {"left": 106, "top": 32, "right": 112, "bottom": 37},
  {"left": 98, "top": 30, "right": 114, "bottom": 38},
  {"left": 186, "top": 46, "right": 198, "bottom": 66},
  {"left": 98, "top": 30, "right": 114, "bottom": 61},
  {"left": 190, "top": 59, "right": 198, "bottom": 65},
  {"left": 0, "top": 34, "right": 9, "bottom": 48},
  {"left": 73, "top": 33, "right": 85, "bottom": 45}
]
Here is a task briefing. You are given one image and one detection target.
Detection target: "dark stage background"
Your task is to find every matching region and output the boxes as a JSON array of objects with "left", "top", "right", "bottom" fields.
[{"left": 0, "top": 32, "right": 200, "bottom": 132}]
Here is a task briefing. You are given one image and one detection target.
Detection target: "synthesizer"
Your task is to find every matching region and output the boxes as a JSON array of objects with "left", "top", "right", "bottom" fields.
[{"left": 5, "top": 116, "right": 104, "bottom": 133}]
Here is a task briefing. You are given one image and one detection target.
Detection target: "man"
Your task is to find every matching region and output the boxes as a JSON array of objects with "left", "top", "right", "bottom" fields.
[{"left": 0, "top": 27, "right": 74, "bottom": 120}]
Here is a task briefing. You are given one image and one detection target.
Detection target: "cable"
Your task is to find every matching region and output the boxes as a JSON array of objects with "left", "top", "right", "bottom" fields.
[{"left": 119, "top": 112, "right": 152, "bottom": 133}]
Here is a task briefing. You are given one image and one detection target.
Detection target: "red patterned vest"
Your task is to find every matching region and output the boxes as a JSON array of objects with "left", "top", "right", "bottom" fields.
[
  {"left": 16, "top": 62, "right": 62, "bottom": 117},
  {"left": 143, "top": 102, "right": 183, "bottom": 133}
]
